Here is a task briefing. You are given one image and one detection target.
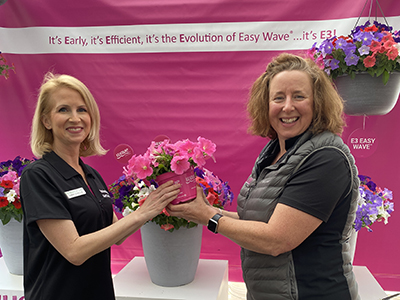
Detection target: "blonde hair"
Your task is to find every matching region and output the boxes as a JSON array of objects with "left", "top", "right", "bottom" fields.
[
  {"left": 247, "top": 53, "right": 345, "bottom": 139},
  {"left": 30, "top": 72, "right": 108, "bottom": 158}
]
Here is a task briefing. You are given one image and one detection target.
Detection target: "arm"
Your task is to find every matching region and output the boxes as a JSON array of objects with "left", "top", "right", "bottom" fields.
[
  {"left": 37, "top": 181, "right": 180, "bottom": 266},
  {"left": 167, "top": 188, "right": 321, "bottom": 256},
  {"left": 168, "top": 148, "right": 350, "bottom": 256}
]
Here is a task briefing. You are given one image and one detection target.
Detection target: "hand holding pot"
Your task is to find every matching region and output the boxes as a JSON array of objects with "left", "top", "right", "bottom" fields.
[
  {"left": 140, "top": 181, "right": 181, "bottom": 220},
  {"left": 167, "top": 185, "right": 215, "bottom": 225}
]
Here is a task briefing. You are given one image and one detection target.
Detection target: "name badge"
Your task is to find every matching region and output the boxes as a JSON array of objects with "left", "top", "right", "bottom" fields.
[{"left": 65, "top": 187, "right": 86, "bottom": 199}]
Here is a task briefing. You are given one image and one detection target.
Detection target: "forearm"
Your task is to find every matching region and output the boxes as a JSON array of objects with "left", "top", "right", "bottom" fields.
[
  {"left": 215, "top": 217, "right": 285, "bottom": 256},
  {"left": 38, "top": 208, "right": 152, "bottom": 266},
  {"left": 75, "top": 209, "right": 152, "bottom": 263}
]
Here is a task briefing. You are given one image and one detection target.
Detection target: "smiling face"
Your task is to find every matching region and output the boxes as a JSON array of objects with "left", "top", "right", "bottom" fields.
[
  {"left": 268, "top": 70, "right": 314, "bottom": 145},
  {"left": 42, "top": 87, "right": 91, "bottom": 153}
]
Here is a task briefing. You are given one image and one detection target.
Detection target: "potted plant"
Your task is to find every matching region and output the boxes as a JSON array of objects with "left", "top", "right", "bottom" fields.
[
  {"left": 0, "top": 156, "right": 32, "bottom": 275},
  {"left": 0, "top": 51, "right": 16, "bottom": 79},
  {"left": 354, "top": 175, "right": 394, "bottom": 232},
  {"left": 308, "top": 20, "right": 400, "bottom": 115},
  {"left": 349, "top": 174, "right": 394, "bottom": 262},
  {"left": 109, "top": 136, "right": 234, "bottom": 287}
]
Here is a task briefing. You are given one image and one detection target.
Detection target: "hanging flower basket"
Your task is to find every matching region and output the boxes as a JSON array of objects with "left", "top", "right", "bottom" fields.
[
  {"left": 335, "top": 72, "right": 400, "bottom": 115},
  {"left": 308, "top": 19, "right": 400, "bottom": 116}
]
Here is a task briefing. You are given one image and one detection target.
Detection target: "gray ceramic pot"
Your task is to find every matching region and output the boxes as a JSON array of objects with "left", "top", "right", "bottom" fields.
[
  {"left": 335, "top": 72, "right": 400, "bottom": 116},
  {"left": 140, "top": 221, "right": 202, "bottom": 287}
]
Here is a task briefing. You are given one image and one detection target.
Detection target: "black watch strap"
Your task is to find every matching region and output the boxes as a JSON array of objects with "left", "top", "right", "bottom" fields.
[{"left": 207, "top": 213, "right": 223, "bottom": 234}]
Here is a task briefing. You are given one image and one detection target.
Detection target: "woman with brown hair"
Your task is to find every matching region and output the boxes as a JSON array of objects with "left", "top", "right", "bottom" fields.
[{"left": 168, "top": 53, "right": 360, "bottom": 300}]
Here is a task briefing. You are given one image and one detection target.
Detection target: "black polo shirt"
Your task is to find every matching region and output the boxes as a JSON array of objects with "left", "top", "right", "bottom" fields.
[{"left": 20, "top": 151, "right": 115, "bottom": 300}]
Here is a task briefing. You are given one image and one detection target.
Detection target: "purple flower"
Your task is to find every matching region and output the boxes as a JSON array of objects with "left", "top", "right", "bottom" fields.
[
  {"left": 329, "top": 58, "right": 340, "bottom": 70},
  {"left": 343, "top": 43, "right": 357, "bottom": 55},
  {"left": 355, "top": 31, "right": 374, "bottom": 46},
  {"left": 358, "top": 44, "right": 370, "bottom": 56},
  {"left": 345, "top": 53, "right": 359, "bottom": 66},
  {"left": 373, "top": 31, "right": 384, "bottom": 42},
  {"left": 335, "top": 38, "right": 348, "bottom": 50},
  {"left": 320, "top": 40, "right": 334, "bottom": 54}
]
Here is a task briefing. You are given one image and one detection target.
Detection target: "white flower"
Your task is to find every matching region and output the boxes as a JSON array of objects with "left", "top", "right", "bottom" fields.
[
  {"left": 6, "top": 189, "right": 17, "bottom": 203},
  {"left": 122, "top": 206, "right": 134, "bottom": 217},
  {"left": 138, "top": 185, "right": 156, "bottom": 200}
]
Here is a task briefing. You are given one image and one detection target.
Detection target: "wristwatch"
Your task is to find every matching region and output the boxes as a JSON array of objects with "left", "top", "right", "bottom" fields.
[{"left": 207, "top": 213, "right": 223, "bottom": 234}]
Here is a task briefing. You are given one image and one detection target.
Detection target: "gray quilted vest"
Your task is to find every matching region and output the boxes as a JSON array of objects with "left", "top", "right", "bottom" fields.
[{"left": 237, "top": 130, "right": 360, "bottom": 300}]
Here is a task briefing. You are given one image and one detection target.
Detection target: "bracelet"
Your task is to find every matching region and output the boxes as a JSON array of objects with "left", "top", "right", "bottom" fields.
[{"left": 219, "top": 208, "right": 223, "bottom": 215}]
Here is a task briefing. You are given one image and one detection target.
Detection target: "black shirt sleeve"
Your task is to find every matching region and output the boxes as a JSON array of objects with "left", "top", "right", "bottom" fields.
[
  {"left": 278, "top": 148, "right": 352, "bottom": 222},
  {"left": 21, "top": 166, "right": 72, "bottom": 226}
]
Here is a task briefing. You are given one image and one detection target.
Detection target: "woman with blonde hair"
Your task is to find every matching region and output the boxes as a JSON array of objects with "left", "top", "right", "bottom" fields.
[{"left": 21, "top": 73, "right": 181, "bottom": 300}]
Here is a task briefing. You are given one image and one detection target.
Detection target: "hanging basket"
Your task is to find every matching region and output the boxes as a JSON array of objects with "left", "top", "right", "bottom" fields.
[
  {"left": 335, "top": 72, "right": 400, "bottom": 116},
  {"left": 140, "top": 221, "right": 202, "bottom": 287},
  {"left": 0, "top": 218, "right": 23, "bottom": 275}
]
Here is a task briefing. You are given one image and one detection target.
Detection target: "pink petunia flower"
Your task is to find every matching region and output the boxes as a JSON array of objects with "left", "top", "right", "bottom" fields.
[
  {"left": 197, "top": 136, "right": 216, "bottom": 159},
  {"left": 1, "top": 171, "right": 17, "bottom": 182},
  {"left": 175, "top": 139, "right": 197, "bottom": 158},
  {"left": 130, "top": 155, "right": 153, "bottom": 179},
  {"left": 192, "top": 147, "right": 206, "bottom": 167},
  {"left": 170, "top": 155, "right": 190, "bottom": 174},
  {"left": 386, "top": 47, "right": 399, "bottom": 60},
  {"left": 363, "top": 55, "right": 376, "bottom": 68},
  {"left": 369, "top": 40, "right": 382, "bottom": 52},
  {"left": 161, "top": 224, "right": 174, "bottom": 231}
]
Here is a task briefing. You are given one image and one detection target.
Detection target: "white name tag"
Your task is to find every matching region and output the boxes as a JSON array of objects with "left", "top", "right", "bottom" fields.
[{"left": 65, "top": 187, "right": 86, "bottom": 199}]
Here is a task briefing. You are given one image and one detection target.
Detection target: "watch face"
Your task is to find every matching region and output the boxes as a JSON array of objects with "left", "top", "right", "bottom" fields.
[
  {"left": 208, "top": 214, "right": 222, "bottom": 233},
  {"left": 208, "top": 219, "right": 218, "bottom": 233}
]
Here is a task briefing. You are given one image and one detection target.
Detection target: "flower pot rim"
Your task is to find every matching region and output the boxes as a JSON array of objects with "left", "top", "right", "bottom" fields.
[{"left": 336, "top": 71, "right": 400, "bottom": 78}]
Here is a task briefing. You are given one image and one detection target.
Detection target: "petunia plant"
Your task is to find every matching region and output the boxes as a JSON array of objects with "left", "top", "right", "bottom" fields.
[
  {"left": 110, "top": 168, "right": 234, "bottom": 232},
  {"left": 354, "top": 175, "right": 394, "bottom": 232},
  {"left": 0, "top": 51, "right": 16, "bottom": 79},
  {"left": 123, "top": 136, "right": 216, "bottom": 182},
  {"left": 110, "top": 137, "right": 233, "bottom": 232},
  {"left": 308, "top": 20, "right": 400, "bottom": 84},
  {"left": 0, "top": 156, "right": 32, "bottom": 225}
]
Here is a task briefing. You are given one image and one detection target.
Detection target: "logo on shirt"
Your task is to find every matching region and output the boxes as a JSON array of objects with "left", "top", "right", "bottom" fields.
[{"left": 99, "top": 189, "right": 111, "bottom": 198}]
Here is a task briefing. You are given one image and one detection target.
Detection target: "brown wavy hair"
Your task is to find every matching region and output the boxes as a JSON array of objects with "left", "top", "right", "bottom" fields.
[{"left": 247, "top": 53, "right": 345, "bottom": 139}]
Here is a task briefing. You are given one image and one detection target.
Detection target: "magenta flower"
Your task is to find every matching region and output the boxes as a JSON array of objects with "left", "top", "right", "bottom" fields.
[
  {"left": 1, "top": 170, "right": 17, "bottom": 182},
  {"left": 170, "top": 155, "right": 190, "bottom": 174},
  {"left": 130, "top": 155, "right": 153, "bottom": 179},
  {"left": 192, "top": 147, "right": 206, "bottom": 167},
  {"left": 197, "top": 136, "right": 216, "bottom": 158},
  {"left": 175, "top": 139, "right": 197, "bottom": 158}
]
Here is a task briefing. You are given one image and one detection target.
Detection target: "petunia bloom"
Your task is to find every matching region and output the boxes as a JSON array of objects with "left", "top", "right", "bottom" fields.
[
  {"left": 344, "top": 53, "right": 360, "bottom": 66},
  {"left": 170, "top": 155, "right": 190, "bottom": 174},
  {"left": 130, "top": 155, "right": 153, "bottom": 179},
  {"left": 363, "top": 55, "right": 376, "bottom": 68},
  {"left": 387, "top": 47, "right": 399, "bottom": 60}
]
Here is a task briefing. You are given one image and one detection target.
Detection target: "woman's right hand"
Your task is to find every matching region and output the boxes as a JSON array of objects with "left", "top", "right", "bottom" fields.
[{"left": 139, "top": 180, "right": 181, "bottom": 220}]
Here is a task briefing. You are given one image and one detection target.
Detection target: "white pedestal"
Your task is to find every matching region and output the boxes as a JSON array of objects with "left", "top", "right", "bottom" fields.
[
  {"left": 113, "top": 257, "right": 229, "bottom": 300},
  {"left": 0, "top": 257, "right": 391, "bottom": 300},
  {"left": 353, "top": 265, "right": 387, "bottom": 300},
  {"left": 0, "top": 257, "right": 24, "bottom": 299}
]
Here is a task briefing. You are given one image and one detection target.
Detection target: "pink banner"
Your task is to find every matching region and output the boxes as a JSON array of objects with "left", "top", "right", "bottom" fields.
[{"left": 1, "top": 0, "right": 400, "bottom": 290}]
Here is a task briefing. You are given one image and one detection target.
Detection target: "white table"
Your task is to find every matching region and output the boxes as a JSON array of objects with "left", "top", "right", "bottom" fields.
[
  {"left": 354, "top": 265, "right": 388, "bottom": 300},
  {"left": 113, "top": 257, "right": 229, "bottom": 300},
  {"left": 0, "top": 257, "right": 24, "bottom": 299},
  {"left": 0, "top": 257, "right": 390, "bottom": 300}
]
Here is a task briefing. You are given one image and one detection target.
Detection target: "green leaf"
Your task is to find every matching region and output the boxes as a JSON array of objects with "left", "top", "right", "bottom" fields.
[{"left": 382, "top": 70, "right": 390, "bottom": 85}]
